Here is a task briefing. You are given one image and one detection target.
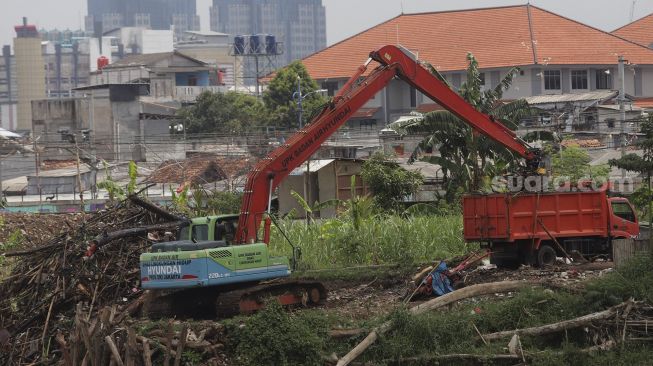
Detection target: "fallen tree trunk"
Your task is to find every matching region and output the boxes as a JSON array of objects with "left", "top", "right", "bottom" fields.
[
  {"left": 482, "top": 300, "right": 632, "bottom": 341},
  {"left": 336, "top": 280, "right": 529, "bottom": 366},
  {"left": 129, "top": 195, "right": 189, "bottom": 223}
]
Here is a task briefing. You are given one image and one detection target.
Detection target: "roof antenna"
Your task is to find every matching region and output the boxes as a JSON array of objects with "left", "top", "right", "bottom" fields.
[
  {"left": 400, "top": 0, "right": 404, "bottom": 14},
  {"left": 630, "top": 1, "right": 636, "bottom": 22}
]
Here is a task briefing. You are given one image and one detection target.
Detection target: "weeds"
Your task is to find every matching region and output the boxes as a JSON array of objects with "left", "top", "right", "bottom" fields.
[{"left": 270, "top": 214, "right": 473, "bottom": 270}]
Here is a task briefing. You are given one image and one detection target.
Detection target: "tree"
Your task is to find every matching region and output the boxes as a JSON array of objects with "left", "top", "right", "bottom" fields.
[
  {"left": 390, "top": 53, "right": 534, "bottom": 202},
  {"left": 176, "top": 91, "right": 267, "bottom": 134},
  {"left": 264, "top": 61, "right": 327, "bottom": 129},
  {"left": 552, "top": 146, "right": 610, "bottom": 182},
  {"left": 610, "top": 116, "right": 653, "bottom": 249},
  {"left": 361, "top": 153, "right": 423, "bottom": 212}
]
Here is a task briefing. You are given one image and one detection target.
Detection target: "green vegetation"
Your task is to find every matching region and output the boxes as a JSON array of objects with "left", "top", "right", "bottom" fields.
[
  {"left": 269, "top": 214, "right": 470, "bottom": 270},
  {"left": 391, "top": 53, "right": 534, "bottom": 201},
  {"left": 175, "top": 61, "right": 326, "bottom": 133},
  {"left": 552, "top": 145, "right": 610, "bottom": 182},
  {"left": 170, "top": 186, "right": 242, "bottom": 216},
  {"left": 225, "top": 302, "right": 328, "bottom": 366},
  {"left": 361, "top": 153, "right": 423, "bottom": 212},
  {"left": 263, "top": 60, "right": 328, "bottom": 129},
  {"left": 0, "top": 218, "right": 24, "bottom": 277},
  {"left": 610, "top": 115, "right": 653, "bottom": 225},
  {"left": 176, "top": 91, "right": 268, "bottom": 134},
  {"left": 221, "top": 257, "right": 653, "bottom": 366}
]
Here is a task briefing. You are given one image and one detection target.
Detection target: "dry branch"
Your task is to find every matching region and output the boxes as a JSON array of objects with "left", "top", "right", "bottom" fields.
[
  {"left": 336, "top": 280, "right": 529, "bottom": 366},
  {"left": 483, "top": 300, "right": 632, "bottom": 341}
]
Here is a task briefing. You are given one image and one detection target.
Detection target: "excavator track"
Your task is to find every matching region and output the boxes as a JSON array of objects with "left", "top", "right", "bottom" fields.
[
  {"left": 215, "top": 280, "right": 327, "bottom": 317},
  {"left": 142, "top": 280, "right": 327, "bottom": 319}
]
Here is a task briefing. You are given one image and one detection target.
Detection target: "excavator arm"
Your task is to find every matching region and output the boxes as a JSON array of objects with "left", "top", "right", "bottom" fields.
[{"left": 235, "top": 45, "right": 540, "bottom": 244}]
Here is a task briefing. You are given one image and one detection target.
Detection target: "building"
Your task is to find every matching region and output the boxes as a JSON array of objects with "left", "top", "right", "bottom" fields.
[
  {"left": 86, "top": 0, "right": 200, "bottom": 40},
  {"left": 90, "top": 51, "right": 222, "bottom": 101},
  {"left": 299, "top": 5, "right": 653, "bottom": 131},
  {"left": 210, "top": 0, "right": 326, "bottom": 66},
  {"left": 277, "top": 159, "right": 366, "bottom": 218},
  {"left": 14, "top": 18, "right": 46, "bottom": 132},
  {"left": 0, "top": 46, "right": 17, "bottom": 130},
  {"left": 175, "top": 30, "right": 237, "bottom": 87}
]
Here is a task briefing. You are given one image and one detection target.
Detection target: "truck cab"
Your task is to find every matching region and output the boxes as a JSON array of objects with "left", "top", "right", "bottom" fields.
[{"left": 608, "top": 197, "right": 640, "bottom": 239}]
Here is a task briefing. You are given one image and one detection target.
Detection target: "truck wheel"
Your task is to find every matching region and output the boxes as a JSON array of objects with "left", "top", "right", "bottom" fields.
[{"left": 537, "top": 245, "right": 556, "bottom": 267}]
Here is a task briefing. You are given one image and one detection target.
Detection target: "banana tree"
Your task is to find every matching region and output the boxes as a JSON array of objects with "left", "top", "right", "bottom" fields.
[{"left": 391, "top": 53, "right": 533, "bottom": 202}]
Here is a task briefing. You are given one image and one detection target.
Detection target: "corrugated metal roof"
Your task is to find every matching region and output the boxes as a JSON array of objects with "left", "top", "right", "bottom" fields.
[
  {"left": 0, "top": 128, "right": 21, "bottom": 138},
  {"left": 524, "top": 91, "right": 618, "bottom": 105}
]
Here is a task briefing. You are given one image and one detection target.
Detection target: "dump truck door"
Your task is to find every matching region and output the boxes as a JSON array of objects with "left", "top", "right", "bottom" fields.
[{"left": 609, "top": 199, "right": 640, "bottom": 238}]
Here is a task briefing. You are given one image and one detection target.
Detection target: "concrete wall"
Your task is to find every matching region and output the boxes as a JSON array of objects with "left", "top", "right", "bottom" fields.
[
  {"left": 15, "top": 37, "right": 46, "bottom": 131},
  {"left": 26, "top": 171, "right": 92, "bottom": 195}
]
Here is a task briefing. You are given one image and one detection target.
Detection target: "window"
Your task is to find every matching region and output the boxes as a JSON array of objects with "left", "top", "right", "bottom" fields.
[
  {"left": 321, "top": 81, "right": 338, "bottom": 96},
  {"left": 188, "top": 75, "right": 197, "bottom": 86},
  {"left": 606, "top": 118, "right": 615, "bottom": 128},
  {"left": 543, "top": 70, "right": 561, "bottom": 90},
  {"left": 571, "top": 70, "right": 588, "bottom": 90},
  {"left": 191, "top": 224, "right": 209, "bottom": 241},
  {"left": 596, "top": 69, "right": 612, "bottom": 89},
  {"left": 410, "top": 86, "right": 417, "bottom": 108},
  {"left": 612, "top": 202, "right": 636, "bottom": 222}
]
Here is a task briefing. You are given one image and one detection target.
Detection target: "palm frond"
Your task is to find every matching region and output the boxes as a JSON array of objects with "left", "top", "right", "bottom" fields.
[{"left": 423, "top": 62, "right": 452, "bottom": 89}]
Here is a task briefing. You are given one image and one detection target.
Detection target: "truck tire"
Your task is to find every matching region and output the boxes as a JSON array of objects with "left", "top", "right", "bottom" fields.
[{"left": 537, "top": 245, "right": 556, "bottom": 267}]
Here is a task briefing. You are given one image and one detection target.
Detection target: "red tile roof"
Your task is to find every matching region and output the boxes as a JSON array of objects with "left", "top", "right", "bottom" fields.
[
  {"left": 416, "top": 103, "right": 445, "bottom": 113},
  {"left": 613, "top": 14, "right": 653, "bottom": 47},
  {"left": 633, "top": 97, "right": 653, "bottom": 109},
  {"left": 302, "top": 5, "right": 653, "bottom": 80}
]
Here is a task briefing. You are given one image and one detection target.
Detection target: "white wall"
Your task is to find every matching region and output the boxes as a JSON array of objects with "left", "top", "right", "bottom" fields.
[
  {"left": 1, "top": 103, "right": 17, "bottom": 130},
  {"left": 140, "top": 30, "right": 174, "bottom": 54}
]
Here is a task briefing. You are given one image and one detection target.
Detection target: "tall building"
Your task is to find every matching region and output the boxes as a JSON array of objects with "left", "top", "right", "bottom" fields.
[
  {"left": 14, "top": 18, "right": 46, "bottom": 132},
  {"left": 210, "top": 0, "right": 327, "bottom": 66},
  {"left": 86, "top": 0, "right": 200, "bottom": 39}
]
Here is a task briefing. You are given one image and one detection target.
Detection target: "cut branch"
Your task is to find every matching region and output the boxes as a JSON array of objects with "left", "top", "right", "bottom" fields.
[
  {"left": 483, "top": 300, "right": 632, "bottom": 341},
  {"left": 336, "top": 280, "right": 529, "bottom": 366}
]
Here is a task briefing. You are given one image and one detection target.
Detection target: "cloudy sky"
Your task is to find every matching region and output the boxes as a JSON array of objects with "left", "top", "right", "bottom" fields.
[{"left": 1, "top": 0, "right": 652, "bottom": 48}]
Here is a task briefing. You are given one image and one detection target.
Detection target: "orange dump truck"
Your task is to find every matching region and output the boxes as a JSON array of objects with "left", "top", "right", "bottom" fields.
[{"left": 463, "top": 190, "right": 639, "bottom": 267}]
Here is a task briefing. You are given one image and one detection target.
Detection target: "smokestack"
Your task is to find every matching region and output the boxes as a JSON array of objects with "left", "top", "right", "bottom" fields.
[{"left": 22, "top": 17, "right": 27, "bottom": 26}]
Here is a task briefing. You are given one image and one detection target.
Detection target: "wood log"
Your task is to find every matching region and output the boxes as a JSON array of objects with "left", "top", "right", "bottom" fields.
[
  {"left": 329, "top": 329, "right": 365, "bottom": 339},
  {"left": 142, "top": 338, "right": 153, "bottom": 366},
  {"left": 482, "top": 300, "right": 632, "bottom": 341},
  {"left": 128, "top": 195, "right": 189, "bottom": 223},
  {"left": 105, "top": 335, "right": 125, "bottom": 366},
  {"left": 336, "top": 280, "right": 528, "bottom": 366},
  {"left": 55, "top": 331, "right": 73, "bottom": 366},
  {"left": 174, "top": 325, "right": 189, "bottom": 366}
]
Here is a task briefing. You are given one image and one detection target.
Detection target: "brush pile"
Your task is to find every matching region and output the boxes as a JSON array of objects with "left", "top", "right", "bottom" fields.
[{"left": 0, "top": 196, "right": 186, "bottom": 365}]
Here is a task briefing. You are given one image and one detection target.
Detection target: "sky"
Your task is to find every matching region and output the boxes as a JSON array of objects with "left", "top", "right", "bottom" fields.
[{"left": 1, "top": 0, "right": 652, "bottom": 48}]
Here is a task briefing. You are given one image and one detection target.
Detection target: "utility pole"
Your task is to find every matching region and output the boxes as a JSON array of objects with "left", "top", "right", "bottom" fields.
[{"left": 619, "top": 55, "right": 627, "bottom": 179}]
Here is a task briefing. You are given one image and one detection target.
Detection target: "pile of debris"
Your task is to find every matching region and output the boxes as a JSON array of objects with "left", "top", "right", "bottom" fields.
[{"left": 0, "top": 196, "right": 187, "bottom": 365}]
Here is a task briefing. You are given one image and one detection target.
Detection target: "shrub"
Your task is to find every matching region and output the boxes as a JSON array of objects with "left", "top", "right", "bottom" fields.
[{"left": 228, "top": 302, "right": 327, "bottom": 366}]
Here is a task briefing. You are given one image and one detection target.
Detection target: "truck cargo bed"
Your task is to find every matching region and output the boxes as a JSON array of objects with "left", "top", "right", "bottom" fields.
[{"left": 463, "top": 191, "right": 609, "bottom": 242}]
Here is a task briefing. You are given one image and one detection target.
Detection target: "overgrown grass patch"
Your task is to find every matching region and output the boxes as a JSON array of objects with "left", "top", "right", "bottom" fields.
[{"left": 270, "top": 215, "right": 473, "bottom": 270}]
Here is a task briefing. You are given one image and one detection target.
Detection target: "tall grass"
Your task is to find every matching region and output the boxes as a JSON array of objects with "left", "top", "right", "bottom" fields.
[{"left": 269, "top": 215, "right": 474, "bottom": 270}]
